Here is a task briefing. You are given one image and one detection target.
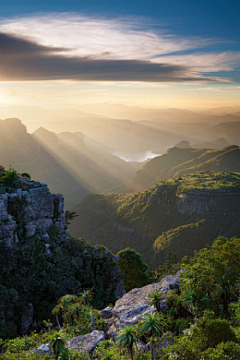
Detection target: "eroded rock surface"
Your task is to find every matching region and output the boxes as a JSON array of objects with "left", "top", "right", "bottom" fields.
[
  {"left": 0, "top": 182, "right": 66, "bottom": 246},
  {"left": 68, "top": 330, "right": 105, "bottom": 353},
  {"left": 107, "top": 271, "right": 182, "bottom": 337}
]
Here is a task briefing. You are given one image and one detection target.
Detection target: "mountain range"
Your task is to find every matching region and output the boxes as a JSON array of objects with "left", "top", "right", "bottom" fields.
[{"left": 131, "top": 145, "right": 240, "bottom": 191}]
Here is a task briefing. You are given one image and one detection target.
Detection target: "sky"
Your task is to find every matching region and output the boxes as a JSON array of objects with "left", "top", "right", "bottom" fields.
[{"left": 0, "top": 0, "right": 239, "bottom": 109}]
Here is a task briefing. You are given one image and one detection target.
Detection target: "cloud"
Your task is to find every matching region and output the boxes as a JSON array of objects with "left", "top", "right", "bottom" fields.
[
  {"left": 0, "top": 13, "right": 239, "bottom": 83},
  {"left": 0, "top": 32, "right": 66, "bottom": 55},
  {"left": 0, "top": 13, "right": 215, "bottom": 60},
  {"left": 155, "top": 52, "right": 240, "bottom": 73},
  {"left": 1, "top": 32, "right": 203, "bottom": 82}
]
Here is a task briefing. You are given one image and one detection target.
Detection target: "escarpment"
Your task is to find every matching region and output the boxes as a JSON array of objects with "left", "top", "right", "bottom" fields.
[
  {"left": 69, "top": 172, "right": 240, "bottom": 269},
  {"left": 0, "top": 176, "right": 125, "bottom": 338}
]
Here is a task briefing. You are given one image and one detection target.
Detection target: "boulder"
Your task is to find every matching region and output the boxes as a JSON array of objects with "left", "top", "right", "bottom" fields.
[
  {"left": 68, "top": 330, "right": 105, "bottom": 354},
  {"left": 100, "top": 306, "right": 115, "bottom": 319},
  {"left": 28, "top": 343, "right": 50, "bottom": 356},
  {"left": 108, "top": 271, "right": 182, "bottom": 337}
]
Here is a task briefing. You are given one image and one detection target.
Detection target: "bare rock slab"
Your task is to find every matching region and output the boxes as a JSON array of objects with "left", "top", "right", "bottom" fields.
[
  {"left": 68, "top": 330, "right": 105, "bottom": 354},
  {"left": 108, "top": 271, "right": 182, "bottom": 337}
]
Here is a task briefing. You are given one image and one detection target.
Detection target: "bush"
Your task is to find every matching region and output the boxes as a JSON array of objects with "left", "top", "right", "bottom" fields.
[
  {"left": 2, "top": 166, "right": 18, "bottom": 186},
  {"left": 201, "top": 341, "right": 240, "bottom": 360}
]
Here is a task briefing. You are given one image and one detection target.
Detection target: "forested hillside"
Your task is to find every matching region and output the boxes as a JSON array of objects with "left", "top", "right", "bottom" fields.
[{"left": 70, "top": 172, "right": 240, "bottom": 269}]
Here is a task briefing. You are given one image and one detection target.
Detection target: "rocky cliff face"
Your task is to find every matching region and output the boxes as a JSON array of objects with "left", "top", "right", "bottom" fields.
[
  {"left": 0, "top": 180, "right": 125, "bottom": 337},
  {"left": 176, "top": 188, "right": 240, "bottom": 215},
  {"left": 0, "top": 180, "right": 66, "bottom": 247},
  {"left": 69, "top": 172, "right": 240, "bottom": 269}
]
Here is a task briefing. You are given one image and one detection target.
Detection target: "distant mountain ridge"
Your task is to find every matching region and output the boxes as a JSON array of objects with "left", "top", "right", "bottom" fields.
[{"left": 131, "top": 145, "right": 240, "bottom": 191}]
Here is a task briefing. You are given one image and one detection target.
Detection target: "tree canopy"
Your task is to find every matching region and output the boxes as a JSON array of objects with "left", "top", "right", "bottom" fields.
[{"left": 117, "top": 248, "right": 150, "bottom": 292}]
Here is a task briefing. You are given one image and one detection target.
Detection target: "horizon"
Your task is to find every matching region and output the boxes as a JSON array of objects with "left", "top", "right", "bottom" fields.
[{"left": 0, "top": 0, "right": 239, "bottom": 113}]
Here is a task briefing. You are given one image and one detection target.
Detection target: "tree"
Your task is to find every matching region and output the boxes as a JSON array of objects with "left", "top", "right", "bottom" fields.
[
  {"left": 181, "top": 236, "right": 240, "bottom": 317},
  {"left": 117, "top": 248, "right": 151, "bottom": 292},
  {"left": 148, "top": 291, "right": 164, "bottom": 312},
  {"left": 65, "top": 210, "right": 78, "bottom": 225},
  {"left": 139, "top": 313, "right": 167, "bottom": 360},
  {"left": 49, "top": 331, "right": 67, "bottom": 360},
  {"left": 117, "top": 325, "right": 138, "bottom": 360}
]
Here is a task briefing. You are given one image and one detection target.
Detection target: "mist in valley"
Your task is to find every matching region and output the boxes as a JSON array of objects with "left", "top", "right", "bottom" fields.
[{"left": 0, "top": 103, "right": 240, "bottom": 208}]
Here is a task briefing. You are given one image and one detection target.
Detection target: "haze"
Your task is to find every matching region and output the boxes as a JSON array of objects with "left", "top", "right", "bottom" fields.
[{"left": 0, "top": 0, "right": 239, "bottom": 207}]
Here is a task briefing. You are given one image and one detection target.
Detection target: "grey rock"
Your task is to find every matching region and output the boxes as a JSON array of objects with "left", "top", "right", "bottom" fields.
[
  {"left": 68, "top": 330, "right": 105, "bottom": 353},
  {"left": 45, "top": 243, "right": 51, "bottom": 254},
  {"left": 100, "top": 307, "right": 115, "bottom": 319},
  {"left": 108, "top": 271, "right": 182, "bottom": 337},
  {"left": 29, "top": 343, "right": 50, "bottom": 356},
  {"left": 0, "top": 182, "right": 67, "bottom": 246},
  {"left": 176, "top": 189, "right": 240, "bottom": 215},
  {"left": 25, "top": 223, "right": 36, "bottom": 237}
]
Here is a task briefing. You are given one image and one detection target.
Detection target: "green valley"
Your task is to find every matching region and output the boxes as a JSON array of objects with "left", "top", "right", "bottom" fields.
[{"left": 69, "top": 172, "right": 240, "bottom": 269}]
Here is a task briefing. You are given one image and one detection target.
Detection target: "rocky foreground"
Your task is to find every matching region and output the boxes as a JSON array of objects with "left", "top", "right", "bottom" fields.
[{"left": 31, "top": 271, "right": 181, "bottom": 355}]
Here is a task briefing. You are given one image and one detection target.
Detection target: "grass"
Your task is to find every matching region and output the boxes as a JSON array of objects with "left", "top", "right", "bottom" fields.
[{"left": 155, "top": 171, "right": 240, "bottom": 191}]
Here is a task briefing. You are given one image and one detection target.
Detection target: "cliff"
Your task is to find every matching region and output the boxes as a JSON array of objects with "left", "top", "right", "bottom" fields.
[
  {"left": 0, "top": 180, "right": 65, "bottom": 246},
  {"left": 0, "top": 176, "right": 125, "bottom": 338},
  {"left": 69, "top": 172, "right": 240, "bottom": 269}
]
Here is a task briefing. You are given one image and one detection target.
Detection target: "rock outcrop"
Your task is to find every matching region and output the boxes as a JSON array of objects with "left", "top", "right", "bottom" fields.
[
  {"left": 29, "top": 271, "right": 181, "bottom": 357},
  {"left": 68, "top": 330, "right": 105, "bottom": 354},
  {"left": 107, "top": 271, "right": 182, "bottom": 337},
  {"left": 0, "top": 179, "right": 125, "bottom": 337},
  {"left": 176, "top": 188, "right": 240, "bottom": 216},
  {"left": 0, "top": 180, "right": 66, "bottom": 247}
]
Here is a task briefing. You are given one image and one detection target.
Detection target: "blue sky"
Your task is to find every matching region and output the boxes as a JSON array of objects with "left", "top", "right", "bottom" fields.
[
  {"left": 0, "top": 0, "right": 239, "bottom": 108},
  {"left": 1, "top": 0, "right": 239, "bottom": 41}
]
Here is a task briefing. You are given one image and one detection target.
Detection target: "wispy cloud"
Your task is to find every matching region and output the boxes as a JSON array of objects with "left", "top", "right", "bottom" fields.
[
  {"left": 0, "top": 13, "right": 239, "bottom": 83},
  {"left": 0, "top": 13, "right": 215, "bottom": 60},
  {"left": 156, "top": 52, "right": 240, "bottom": 73}
]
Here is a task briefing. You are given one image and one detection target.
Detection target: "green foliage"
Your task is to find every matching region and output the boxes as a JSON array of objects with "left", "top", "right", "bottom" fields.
[
  {"left": 2, "top": 236, "right": 240, "bottom": 360},
  {"left": 139, "top": 313, "right": 167, "bottom": 339},
  {"left": 154, "top": 220, "right": 206, "bottom": 253},
  {"left": 52, "top": 293, "right": 106, "bottom": 337},
  {"left": 117, "top": 325, "right": 138, "bottom": 360},
  {"left": 139, "top": 313, "right": 167, "bottom": 360},
  {"left": 150, "top": 253, "right": 180, "bottom": 282},
  {"left": 2, "top": 166, "right": 18, "bottom": 186},
  {"left": 0, "top": 232, "right": 121, "bottom": 338},
  {"left": 147, "top": 291, "right": 164, "bottom": 312},
  {"left": 181, "top": 236, "right": 240, "bottom": 317},
  {"left": 20, "top": 173, "right": 31, "bottom": 179},
  {"left": 65, "top": 211, "right": 79, "bottom": 226},
  {"left": 49, "top": 331, "right": 68, "bottom": 359},
  {"left": 93, "top": 340, "right": 120, "bottom": 360},
  {"left": 117, "top": 248, "right": 151, "bottom": 292},
  {"left": 190, "top": 315, "right": 237, "bottom": 350},
  {"left": 201, "top": 341, "right": 240, "bottom": 360},
  {"left": 69, "top": 171, "right": 240, "bottom": 270}
]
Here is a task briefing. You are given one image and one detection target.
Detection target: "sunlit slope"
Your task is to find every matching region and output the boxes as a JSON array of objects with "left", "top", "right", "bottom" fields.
[
  {"left": 132, "top": 145, "right": 240, "bottom": 190},
  {"left": 69, "top": 172, "right": 240, "bottom": 269}
]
